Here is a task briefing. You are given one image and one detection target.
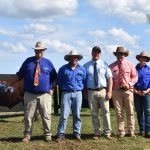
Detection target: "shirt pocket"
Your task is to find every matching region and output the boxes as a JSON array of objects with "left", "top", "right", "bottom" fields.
[
  {"left": 125, "top": 69, "right": 130, "bottom": 77},
  {"left": 112, "top": 69, "right": 119, "bottom": 79},
  {"left": 64, "top": 70, "right": 71, "bottom": 81},
  {"left": 145, "top": 72, "right": 150, "bottom": 80},
  {"left": 98, "top": 67, "right": 106, "bottom": 74},
  {"left": 41, "top": 67, "right": 50, "bottom": 76},
  {"left": 76, "top": 72, "right": 84, "bottom": 81}
]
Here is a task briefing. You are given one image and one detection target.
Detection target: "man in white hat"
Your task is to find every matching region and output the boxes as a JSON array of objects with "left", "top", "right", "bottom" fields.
[
  {"left": 12, "top": 42, "right": 57, "bottom": 142},
  {"left": 84, "top": 46, "right": 113, "bottom": 140},
  {"left": 56, "top": 50, "right": 86, "bottom": 142},
  {"left": 109, "top": 47, "right": 138, "bottom": 138},
  {"left": 134, "top": 51, "right": 150, "bottom": 138}
]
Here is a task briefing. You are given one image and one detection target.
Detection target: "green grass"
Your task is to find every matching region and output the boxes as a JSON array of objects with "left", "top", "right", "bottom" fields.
[{"left": 0, "top": 109, "right": 150, "bottom": 150}]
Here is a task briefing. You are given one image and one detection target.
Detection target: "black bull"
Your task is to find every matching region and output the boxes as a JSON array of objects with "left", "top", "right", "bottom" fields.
[{"left": 0, "top": 74, "right": 113, "bottom": 112}]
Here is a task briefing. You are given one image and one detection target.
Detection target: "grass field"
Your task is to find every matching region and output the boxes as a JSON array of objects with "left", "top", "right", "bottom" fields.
[{"left": 0, "top": 108, "right": 150, "bottom": 150}]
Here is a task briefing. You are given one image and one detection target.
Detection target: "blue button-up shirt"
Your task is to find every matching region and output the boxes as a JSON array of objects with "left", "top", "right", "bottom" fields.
[
  {"left": 134, "top": 64, "right": 150, "bottom": 90},
  {"left": 16, "top": 56, "right": 57, "bottom": 93},
  {"left": 57, "top": 63, "right": 86, "bottom": 91},
  {"left": 84, "top": 59, "right": 112, "bottom": 89}
]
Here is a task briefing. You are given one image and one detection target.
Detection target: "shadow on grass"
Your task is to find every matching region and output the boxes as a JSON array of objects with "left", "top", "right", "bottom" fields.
[
  {"left": 0, "top": 114, "right": 23, "bottom": 123},
  {"left": 0, "top": 134, "right": 94, "bottom": 143},
  {"left": 2, "top": 134, "right": 139, "bottom": 143},
  {"left": 0, "top": 120, "right": 22, "bottom": 123},
  {"left": 0, "top": 135, "right": 44, "bottom": 143},
  {"left": 0, "top": 137, "right": 22, "bottom": 142},
  {"left": 0, "top": 113, "right": 23, "bottom": 118},
  {"left": 52, "top": 133, "right": 94, "bottom": 140}
]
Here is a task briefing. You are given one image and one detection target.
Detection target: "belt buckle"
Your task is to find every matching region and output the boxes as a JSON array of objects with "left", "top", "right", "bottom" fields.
[
  {"left": 95, "top": 88, "right": 103, "bottom": 91},
  {"left": 99, "top": 88, "right": 103, "bottom": 91},
  {"left": 120, "top": 86, "right": 125, "bottom": 90},
  {"left": 96, "top": 88, "right": 100, "bottom": 91}
]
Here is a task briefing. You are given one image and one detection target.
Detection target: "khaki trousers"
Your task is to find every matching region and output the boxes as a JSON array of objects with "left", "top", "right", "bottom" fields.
[
  {"left": 88, "top": 89, "right": 111, "bottom": 136},
  {"left": 23, "top": 92, "right": 52, "bottom": 137},
  {"left": 112, "top": 89, "right": 135, "bottom": 135}
]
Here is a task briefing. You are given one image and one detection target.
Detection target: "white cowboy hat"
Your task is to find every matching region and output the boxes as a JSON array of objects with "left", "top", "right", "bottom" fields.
[
  {"left": 136, "top": 51, "right": 150, "bottom": 62},
  {"left": 64, "top": 50, "right": 83, "bottom": 61},
  {"left": 33, "top": 42, "right": 47, "bottom": 50}
]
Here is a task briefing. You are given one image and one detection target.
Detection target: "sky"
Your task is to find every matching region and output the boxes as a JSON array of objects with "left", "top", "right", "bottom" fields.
[{"left": 0, "top": 0, "right": 150, "bottom": 73}]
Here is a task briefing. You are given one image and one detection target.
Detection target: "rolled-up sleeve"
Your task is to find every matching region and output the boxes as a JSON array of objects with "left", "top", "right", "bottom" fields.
[{"left": 106, "top": 67, "right": 113, "bottom": 79}]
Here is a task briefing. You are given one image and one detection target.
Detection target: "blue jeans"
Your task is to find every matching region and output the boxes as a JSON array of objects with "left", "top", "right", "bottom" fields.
[
  {"left": 57, "top": 91, "right": 82, "bottom": 136},
  {"left": 134, "top": 93, "right": 150, "bottom": 134}
]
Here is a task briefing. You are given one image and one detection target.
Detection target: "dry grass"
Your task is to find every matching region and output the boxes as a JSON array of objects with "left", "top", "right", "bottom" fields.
[{"left": 0, "top": 109, "right": 150, "bottom": 150}]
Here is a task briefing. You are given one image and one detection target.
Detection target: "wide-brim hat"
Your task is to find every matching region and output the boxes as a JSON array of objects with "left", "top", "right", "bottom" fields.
[
  {"left": 113, "top": 47, "right": 129, "bottom": 57},
  {"left": 136, "top": 51, "right": 150, "bottom": 62},
  {"left": 64, "top": 50, "right": 83, "bottom": 61},
  {"left": 33, "top": 42, "right": 47, "bottom": 50}
]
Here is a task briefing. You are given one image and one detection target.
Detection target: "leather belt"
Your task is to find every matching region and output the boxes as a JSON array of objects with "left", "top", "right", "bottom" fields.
[
  {"left": 62, "top": 90, "right": 81, "bottom": 92},
  {"left": 27, "top": 91, "right": 47, "bottom": 94},
  {"left": 88, "top": 88, "right": 105, "bottom": 91}
]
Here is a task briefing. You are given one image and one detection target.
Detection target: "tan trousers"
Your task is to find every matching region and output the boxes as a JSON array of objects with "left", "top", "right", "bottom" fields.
[
  {"left": 23, "top": 92, "right": 52, "bottom": 137},
  {"left": 112, "top": 89, "right": 135, "bottom": 135},
  {"left": 88, "top": 89, "right": 111, "bottom": 136}
]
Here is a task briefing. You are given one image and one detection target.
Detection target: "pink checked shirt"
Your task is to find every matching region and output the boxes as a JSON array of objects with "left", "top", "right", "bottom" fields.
[{"left": 109, "top": 60, "right": 138, "bottom": 90}]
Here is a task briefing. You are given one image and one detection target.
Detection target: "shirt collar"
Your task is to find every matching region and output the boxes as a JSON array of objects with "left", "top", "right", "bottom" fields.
[
  {"left": 34, "top": 56, "right": 43, "bottom": 63},
  {"left": 67, "top": 63, "right": 79, "bottom": 69},
  {"left": 92, "top": 59, "right": 100, "bottom": 64},
  {"left": 136, "top": 63, "right": 147, "bottom": 69},
  {"left": 117, "top": 59, "right": 126, "bottom": 65}
]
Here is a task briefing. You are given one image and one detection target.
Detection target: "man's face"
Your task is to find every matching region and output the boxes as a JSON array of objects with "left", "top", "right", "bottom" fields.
[
  {"left": 116, "top": 52, "right": 126, "bottom": 61},
  {"left": 139, "top": 56, "right": 147, "bottom": 64},
  {"left": 92, "top": 50, "right": 100, "bottom": 61},
  {"left": 69, "top": 56, "right": 78, "bottom": 65},
  {"left": 35, "top": 49, "right": 45, "bottom": 59}
]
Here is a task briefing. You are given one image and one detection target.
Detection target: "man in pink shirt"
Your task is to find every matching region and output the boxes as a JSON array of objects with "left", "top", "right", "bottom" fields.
[{"left": 109, "top": 47, "right": 138, "bottom": 138}]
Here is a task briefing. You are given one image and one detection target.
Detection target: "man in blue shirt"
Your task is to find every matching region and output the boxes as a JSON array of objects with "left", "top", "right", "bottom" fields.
[
  {"left": 84, "top": 46, "right": 113, "bottom": 140},
  {"left": 134, "top": 51, "right": 150, "bottom": 138},
  {"left": 56, "top": 50, "right": 86, "bottom": 142},
  {"left": 12, "top": 42, "right": 57, "bottom": 142}
]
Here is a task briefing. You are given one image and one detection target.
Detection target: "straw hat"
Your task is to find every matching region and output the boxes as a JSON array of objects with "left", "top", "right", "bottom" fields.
[
  {"left": 136, "top": 51, "right": 150, "bottom": 62},
  {"left": 64, "top": 50, "right": 83, "bottom": 61},
  {"left": 33, "top": 42, "right": 47, "bottom": 50}
]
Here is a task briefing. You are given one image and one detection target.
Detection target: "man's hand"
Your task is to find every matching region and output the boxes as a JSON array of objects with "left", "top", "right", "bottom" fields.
[
  {"left": 120, "top": 83, "right": 129, "bottom": 90},
  {"left": 134, "top": 89, "right": 141, "bottom": 95},
  {"left": 106, "top": 91, "right": 112, "bottom": 100},
  {"left": 139, "top": 89, "right": 149, "bottom": 96},
  {"left": 49, "top": 89, "right": 54, "bottom": 96},
  {"left": 134, "top": 88, "right": 150, "bottom": 96}
]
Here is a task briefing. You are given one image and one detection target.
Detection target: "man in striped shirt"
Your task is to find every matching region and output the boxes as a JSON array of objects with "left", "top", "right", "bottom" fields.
[{"left": 109, "top": 47, "right": 138, "bottom": 138}]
